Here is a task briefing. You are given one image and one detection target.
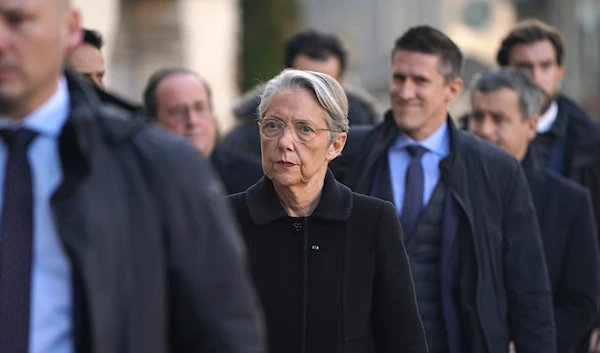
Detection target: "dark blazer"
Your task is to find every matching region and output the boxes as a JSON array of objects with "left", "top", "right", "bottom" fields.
[
  {"left": 211, "top": 146, "right": 263, "bottom": 195},
  {"left": 522, "top": 151, "right": 600, "bottom": 353},
  {"left": 329, "top": 124, "right": 373, "bottom": 184},
  {"left": 347, "top": 112, "right": 555, "bottom": 353},
  {"left": 544, "top": 96, "right": 600, "bottom": 242},
  {"left": 53, "top": 73, "right": 265, "bottom": 352},
  {"left": 227, "top": 170, "right": 428, "bottom": 353}
]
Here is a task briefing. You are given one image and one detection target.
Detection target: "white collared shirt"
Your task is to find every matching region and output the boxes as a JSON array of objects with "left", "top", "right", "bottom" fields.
[{"left": 537, "top": 100, "right": 558, "bottom": 134}]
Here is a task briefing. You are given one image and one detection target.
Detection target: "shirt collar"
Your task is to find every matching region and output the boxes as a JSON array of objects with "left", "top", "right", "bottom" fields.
[
  {"left": 537, "top": 100, "right": 558, "bottom": 134},
  {"left": 0, "top": 76, "right": 70, "bottom": 137},
  {"left": 390, "top": 120, "right": 450, "bottom": 157}
]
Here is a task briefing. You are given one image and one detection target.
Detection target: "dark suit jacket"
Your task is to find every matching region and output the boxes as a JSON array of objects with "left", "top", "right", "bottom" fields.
[
  {"left": 54, "top": 72, "right": 265, "bottom": 352},
  {"left": 539, "top": 96, "right": 600, "bottom": 244},
  {"left": 329, "top": 124, "right": 373, "bottom": 185},
  {"left": 347, "top": 112, "right": 555, "bottom": 353},
  {"left": 464, "top": 96, "right": 600, "bottom": 244},
  {"left": 211, "top": 146, "right": 263, "bottom": 194},
  {"left": 522, "top": 151, "right": 600, "bottom": 353},
  {"left": 227, "top": 170, "right": 428, "bottom": 353}
]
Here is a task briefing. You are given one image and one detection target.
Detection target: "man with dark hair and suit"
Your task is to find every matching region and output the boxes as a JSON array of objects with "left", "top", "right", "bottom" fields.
[
  {"left": 67, "top": 28, "right": 105, "bottom": 89},
  {"left": 497, "top": 19, "right": 600, "bottom": 250},
  {"left": 0, "top": 0, "right": 266, "bottom": 352},
  {"left": 225, "top": 29, "right": 378, "bottom": 162},
  {"left": 66, "top": 27, "right": 143, "bottom": 114},
  {"left": 143, "top": 68, "right": 263, "bottom": 194},
  {"left": 282, "top": 30, "right": 378, "bottom": 126},
  {"left": 468, "top": 67, "right": 600, "bottom": 353},
  {"left": 347, "top": 25, "right": 555, "bottom": 353}
]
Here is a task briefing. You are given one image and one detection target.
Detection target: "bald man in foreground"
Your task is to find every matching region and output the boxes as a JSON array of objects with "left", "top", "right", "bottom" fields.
[{"left": 0, "top": 1, "right": 266, "bottom": 352}]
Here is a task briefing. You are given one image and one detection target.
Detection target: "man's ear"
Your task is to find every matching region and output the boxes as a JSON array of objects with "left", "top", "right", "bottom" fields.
[
  {"left": 556, "top": 64, "right": 566, "bottom": 84},
  {"left": 446, "top": 78, "right": 464, "bottom": 102},
  {"left": 65, "top": 10, "right": 83, "bottom": 52},
  {"left": 527, "top": 116, "right": 540, "bottom": 142},
  {"left": 326, "top": 132, "right": 347, "bottom": 161}
]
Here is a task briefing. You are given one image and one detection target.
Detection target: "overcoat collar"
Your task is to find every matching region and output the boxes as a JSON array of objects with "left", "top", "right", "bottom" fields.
[{"left": 246, "top": 169, "right": 353, "bottom": 225}]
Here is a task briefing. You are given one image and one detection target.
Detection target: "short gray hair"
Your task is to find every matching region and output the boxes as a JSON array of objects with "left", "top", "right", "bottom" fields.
[
  {"left": 470, "top": 68, "right": 542, "bottom": 119},
  {"left": 258, "top": 69, "right": 349, "bottom": 137}
]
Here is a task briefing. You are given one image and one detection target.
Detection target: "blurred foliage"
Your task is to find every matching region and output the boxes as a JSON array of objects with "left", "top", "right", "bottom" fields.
[{"left": 241, "top": 0, "right": 299, "bottom": 92}]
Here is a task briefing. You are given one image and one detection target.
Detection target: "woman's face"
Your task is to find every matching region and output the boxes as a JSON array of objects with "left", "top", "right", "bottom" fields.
[{"left": 260, "top": 88, "right": 346, "bottom": 189}]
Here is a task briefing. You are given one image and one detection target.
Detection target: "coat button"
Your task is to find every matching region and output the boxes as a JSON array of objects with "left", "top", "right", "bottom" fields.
[{"left": 291, "top": 221, "right": 302, "bottom": 233}]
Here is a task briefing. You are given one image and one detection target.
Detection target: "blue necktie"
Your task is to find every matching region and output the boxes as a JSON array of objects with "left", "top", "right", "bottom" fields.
[
  {"left": 0, "top": 128, "right": 37, "bottom": 353},
  {"left": 399, "top": 145, "right": 427, "bottom": 241}
]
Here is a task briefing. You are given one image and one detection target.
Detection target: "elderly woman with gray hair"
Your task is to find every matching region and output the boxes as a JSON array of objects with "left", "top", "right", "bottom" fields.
[{"left": 227, "top": 69, "right": 427, "bottom": 353}]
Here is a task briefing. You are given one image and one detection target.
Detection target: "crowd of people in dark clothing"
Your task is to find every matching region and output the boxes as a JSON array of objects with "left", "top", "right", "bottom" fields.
[{"left": 1, "top": 0, "right": 600, "bottom": 352}]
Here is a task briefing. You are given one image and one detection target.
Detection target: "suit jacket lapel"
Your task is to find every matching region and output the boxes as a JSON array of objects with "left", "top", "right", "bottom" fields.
[
  {"left": 369, "top": 155, "right": 394, "bottom": 204},
  {"left": 521, "top": 150, "right": 547, "bottom": 224},
  {"left": 355, "top": 111, "right": 399, "bottom": 194}
]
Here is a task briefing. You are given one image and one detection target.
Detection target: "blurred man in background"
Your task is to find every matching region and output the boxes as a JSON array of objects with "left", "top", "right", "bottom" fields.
[
  {"left": 468, "top": 68, "right": 600, "bottom": 353},
  {"left": 144, "top": 68, "right": 263, "bottom": 194},
  {"left": 225, "top": 29, "right": 378, "bottom": 161},
  {"left": 497, "top": 20, "right": 600, "bottom": 235},
  {"left": 498, "top": 21, "right": 600, "bottom": 353},
  {"left": 67, "top": 28, "right": 105, "bottom": 89},
  {"left": 67, "top": 27, "right": 143, "bottom": 114}
]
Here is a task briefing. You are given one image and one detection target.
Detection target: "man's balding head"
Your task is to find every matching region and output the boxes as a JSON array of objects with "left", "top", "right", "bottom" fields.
[{"left": 0, "top": 0, "right": 82, "bottom": 119}]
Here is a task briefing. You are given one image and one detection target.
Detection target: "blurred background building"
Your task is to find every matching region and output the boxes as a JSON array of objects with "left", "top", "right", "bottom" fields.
[{"left": 74, "top": 0, "right": 600, "bottom": 130}]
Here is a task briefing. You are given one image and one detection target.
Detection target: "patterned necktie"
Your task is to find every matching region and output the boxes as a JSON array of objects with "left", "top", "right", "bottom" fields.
[
  {"left": 0, "top": 128, "right": 37, "bottom": 353},
  {"left": 399, "top": 145, "right": 427, "bottom": 241}
]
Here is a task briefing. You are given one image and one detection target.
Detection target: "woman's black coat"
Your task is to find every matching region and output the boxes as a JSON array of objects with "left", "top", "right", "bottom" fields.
[{"left": 227, "top": 170, "right": 428, "bottom": 353}]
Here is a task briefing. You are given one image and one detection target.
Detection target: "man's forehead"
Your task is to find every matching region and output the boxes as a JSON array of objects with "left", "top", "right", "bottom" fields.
[
  {"left": 473, "top": 89, "right": 519, "bottom": 108},
  {"left": 510, "top": 40, "right": 557, "bottom": 61},
  {"left": 157, "top": 75, "right": 210, "bottom": 104},
  {"left": 392, "top": 51, "right": 441, "bottom": 71},
  {"left": 0, "top": 0, "right": 68, "bottom": 13},
  {"left": 0, "top": 0, "right": 30, "bottom": 10},
  {"left": 159, "top": 74, "right": 207, "bottom": 93},
  {"left": 71, "top": 43, "right": 102, "bottom": 57}
]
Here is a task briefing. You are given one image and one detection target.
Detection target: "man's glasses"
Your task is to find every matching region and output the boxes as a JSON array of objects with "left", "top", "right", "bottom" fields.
[{"left": 164, "top": 104, "right": 210, "bottom": 124}]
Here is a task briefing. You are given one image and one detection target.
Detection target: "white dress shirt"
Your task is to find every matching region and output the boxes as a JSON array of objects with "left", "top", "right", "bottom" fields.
[{"left": 537, "top": 100, "right": 558, "bottom": 133}]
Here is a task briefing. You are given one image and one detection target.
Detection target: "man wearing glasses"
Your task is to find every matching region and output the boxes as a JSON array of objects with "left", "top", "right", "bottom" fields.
[{"left": 143, "top": 68, "right": 263, "bottom": 194}]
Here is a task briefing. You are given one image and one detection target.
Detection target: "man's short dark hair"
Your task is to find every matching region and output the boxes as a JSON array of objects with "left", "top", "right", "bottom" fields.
[
  {"left": 392, "top": 25, "right": 464, "bottom": 82},
  {"left": 143, "top": 68, "right": 213, "bottom": 120},
  {"left": 82, "top": 28, "right": 103, "bottom": 50},
  {"left": 284, "top": 30, "right": 348, "bottom": 76},
  {"left": 496, "top": 19, "right": 565, "bottom": 67}
]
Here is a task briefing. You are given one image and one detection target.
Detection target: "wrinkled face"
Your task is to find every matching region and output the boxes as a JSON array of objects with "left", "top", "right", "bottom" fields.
[
  {"left": 390, "top": 50, "right": 463, "bottom": 141},
  {"left": 293, "top": 54, "right": 343, "bottom": 83},
  {"left": 67, "top": 43, "right": 105, "bottom": 89},
  {"left": 260, "top": 88, "right": 346, "bottom": 189},
  {"left": 508, "top": 39, "right": 564, "bottom": 112},
  {"left": 155, "top": 73, "right": 217, "bottom": 158},
  {"left": 469, "top": 88, "right": 538, "bottom": 161},
  {"left": 0, "top": 0, "right": 81, "bottom": 119}
]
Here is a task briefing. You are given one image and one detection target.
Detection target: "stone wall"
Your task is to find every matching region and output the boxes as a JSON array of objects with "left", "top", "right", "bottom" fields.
[{"left": 73, "top": 0, "right": 240, "bottom": 131}]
